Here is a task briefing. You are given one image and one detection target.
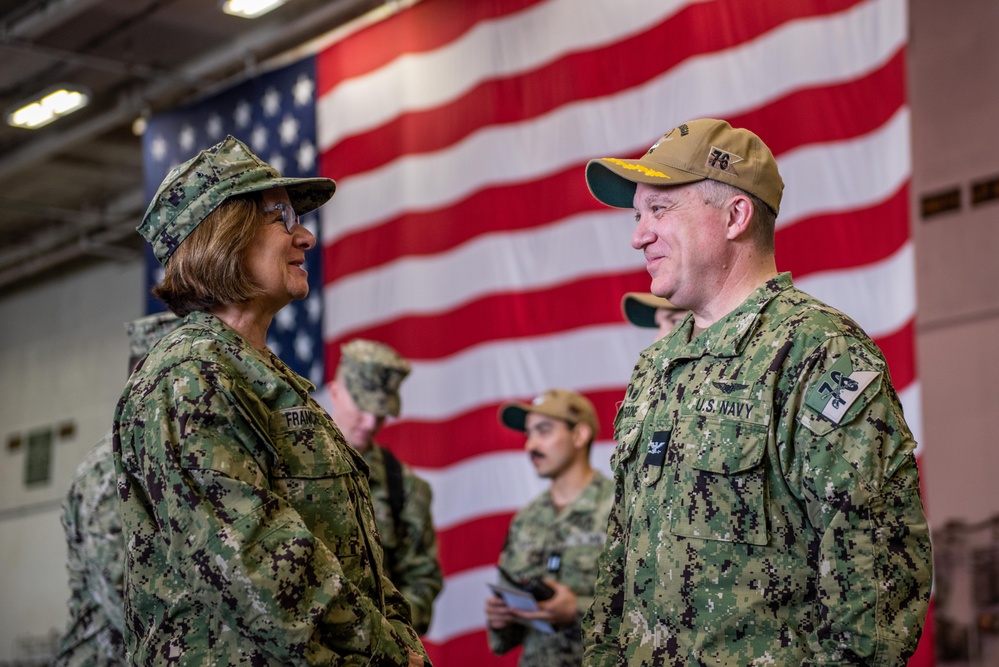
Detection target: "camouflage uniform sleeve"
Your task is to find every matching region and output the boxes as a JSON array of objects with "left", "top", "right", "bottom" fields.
[
  {"left": 785, "top": 336, "right": 932, "bottom": 666},
  {"left": 78, "top": 439, "right": 126, "bottom": 634},
  {"left": 487, "top": 511, "right": 529, "bottom": 655},
  {"left": 134, "top": 362, "right": 418, "bottom": 665},
  {"left": 574, "top": 475, "right": 615, "bottom": 627},
  {"left": 56, "top": 435, "right": 127, "bottom": 665},
  {"left": 391, "top": 471, "right": 444, "bottom": 635},
  {"left": 581, "top": 465, "right": 628, "bottom": 667},
  {"left": 486, "top": 613, "right": 527, "bottom": 656}
]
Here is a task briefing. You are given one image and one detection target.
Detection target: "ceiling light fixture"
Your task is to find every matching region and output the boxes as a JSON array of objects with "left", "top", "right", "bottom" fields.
[
  {"left": 221, "top": 0, "right": 287, "bottom": 19},
  {"left": 6, "top": 85, "right": 91, "bottom": 130}
]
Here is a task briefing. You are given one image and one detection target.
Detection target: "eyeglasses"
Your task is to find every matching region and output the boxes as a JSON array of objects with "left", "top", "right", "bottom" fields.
[{"left": 262, "top": 202, "right": 300, "bottom": 233}]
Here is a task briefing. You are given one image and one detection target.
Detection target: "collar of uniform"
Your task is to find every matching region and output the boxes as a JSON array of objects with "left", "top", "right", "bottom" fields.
[
  {"left": 547, "top": 470, "right": 608, "bottom": 515},
  {"left": 694, "top": 272, "right": 793, "bottom": 357},
  {"left": 187, "top": 310, "right": 316, "bottom": 393}
]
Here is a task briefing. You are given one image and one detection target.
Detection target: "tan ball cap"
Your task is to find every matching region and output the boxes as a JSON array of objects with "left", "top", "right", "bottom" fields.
[
  {"left": 621, "top": 292, "right": 679, "bottom": 329},
  {"left": 585, "top": 118, "right": 784, "bottom": 216},
  {"left": 499, "top": 388, "right": 600, "bottom": 436}
]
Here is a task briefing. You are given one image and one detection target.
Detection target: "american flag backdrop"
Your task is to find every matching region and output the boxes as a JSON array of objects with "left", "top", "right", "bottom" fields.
[{"left": 143, "top": 0, "right": 934, "bottom": 665}]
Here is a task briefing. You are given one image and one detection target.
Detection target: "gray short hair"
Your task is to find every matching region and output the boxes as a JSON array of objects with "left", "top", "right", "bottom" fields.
[{"left": 690, "top": 179, "right": 775, "bottom": 251}]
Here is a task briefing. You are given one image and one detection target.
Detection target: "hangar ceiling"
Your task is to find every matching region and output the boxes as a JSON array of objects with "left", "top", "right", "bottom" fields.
[{"left": 0, "top": 0, "right": 389, "bottom": 295}]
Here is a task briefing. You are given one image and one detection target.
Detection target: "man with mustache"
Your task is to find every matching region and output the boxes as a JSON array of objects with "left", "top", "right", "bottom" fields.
[{"left": 485, "top": 389, "right": 613, "bottom": 667}]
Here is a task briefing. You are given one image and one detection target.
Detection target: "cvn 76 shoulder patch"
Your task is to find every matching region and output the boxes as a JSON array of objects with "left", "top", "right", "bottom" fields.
[{"left": 804, "top": 354, "right": 879, "bottom": 424}]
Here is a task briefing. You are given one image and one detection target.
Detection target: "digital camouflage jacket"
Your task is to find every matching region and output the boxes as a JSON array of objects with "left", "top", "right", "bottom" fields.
[
  {"left": 363, "top": 444, "right": 443, "bottom": 635},
  {"left": 113, "top": 311, "right": 428, "bottom": 666},
  {"left": 583, "top": 273, "right": 931, "bottom": 667},
  {"left": 54, "top": 432, "right": 127, "bottom": 667},
  {"left": 490, "top": 471, "right": 614, "bottom": 667}
]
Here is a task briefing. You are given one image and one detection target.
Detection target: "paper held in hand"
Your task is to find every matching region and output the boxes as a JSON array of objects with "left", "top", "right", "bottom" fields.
[{"left": 488, "top": 582, "right": 554, "bottom": 634}]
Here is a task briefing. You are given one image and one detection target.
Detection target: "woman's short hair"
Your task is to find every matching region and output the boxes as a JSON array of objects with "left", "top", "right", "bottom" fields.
[{"left": 152, "top": 192, "right": 264, "bottom": 316}]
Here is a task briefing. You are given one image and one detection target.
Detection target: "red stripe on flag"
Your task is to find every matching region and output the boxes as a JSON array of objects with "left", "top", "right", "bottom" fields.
[
  {"left": 325, "top": 272, "right": 652, "bottom": 364},
  {"left": 319, "top": 0, "right": 867, "bottom": 93},
  {"left": 726, "top": 48, "right": 907, "bottom": 158},
  {"left": 775, "top": 186, "right": 910, "bottom": 279},
  {"left": 320, "top": 165, "right": 604, "bottom": 284},
  {"left": 317, "top": 0, "right": 541, "bottom": 90},
  {"left": 321, "top": 0, "right": 871, "bottom": 179},
  {"left": 423, "top": 630, "right": 520, "bottom": 667},
  {"left": 436, "top": 512, "right": 513, "bottom": 576},
  {"left": 872, "top": 318, "right": 916, "bottom": 392}
]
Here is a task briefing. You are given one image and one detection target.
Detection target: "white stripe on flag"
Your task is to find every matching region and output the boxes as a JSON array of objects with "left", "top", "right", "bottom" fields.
[
  {"left": 778, "top": 108, "right": 910, "bottom": 230},
  {"left": 322, "top": 210, "right": 641, "bottom": 341},
  {"left": 317, "top": 0, "right": 693, "bottom": 149},
  {"left": 794, "top": 241, "right": 915, "bottom": 339},
  {"left": 425, "top": 565, "right": 496, "bottom": 643},
  {"left": 399, "top": 323, "right": 649, "bottom": 421}
]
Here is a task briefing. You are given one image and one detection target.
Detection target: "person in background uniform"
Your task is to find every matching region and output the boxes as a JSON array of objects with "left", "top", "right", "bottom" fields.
[
  {"left": 485, "top": 389, "right": 613, "bottom": 667},
  {"left": 114, "top": 135, "right": 428, "bottom": 666},
  {"left": 53, "top": 312, "right": 181, "bottom": 667},
  {"left": 621, "top": 292, "right": 688, "bottom": 342},
  {"left": 581, "top": 118, "right": 932, "bottom": 666},
  {"left": 327, "top": 339, "right": 443, "bottom": 635}
]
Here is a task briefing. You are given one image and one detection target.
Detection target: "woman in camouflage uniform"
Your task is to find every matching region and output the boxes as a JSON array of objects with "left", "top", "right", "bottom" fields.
[{"left": 113, "top": 135, "right": 428, "bottom": 666}]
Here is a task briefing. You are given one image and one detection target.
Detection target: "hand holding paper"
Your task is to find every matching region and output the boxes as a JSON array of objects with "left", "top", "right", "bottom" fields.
[{"left": 488, "top": 583, "right": 554, "bottom": 633}]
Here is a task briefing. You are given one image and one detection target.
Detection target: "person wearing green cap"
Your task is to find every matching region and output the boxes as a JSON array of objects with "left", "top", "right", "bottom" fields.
[
  {"left": 327, "top": 339, "right": 443, "bottom": 636},
  {"left": 53, "top": 312, "right": 181, "bottom": 667},
  {"left": 485, "top": 388, "right": 613, "bottom": 667},
  {"left": 114, "top": 136, "right": 428, "bottom": 666},
  {"left": 581, "top": 119, "right": 931, "bottom": 666}
]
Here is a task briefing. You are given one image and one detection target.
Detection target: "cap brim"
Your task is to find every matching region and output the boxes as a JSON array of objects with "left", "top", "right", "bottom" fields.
[
  {"left": 621, "top": 294, "right": 657, "bottom": 328},
  {"left": 585, "top": 159, "right": 704, "bottom": 209},
  {"left": 498, "top": 403, "right": 529, "bottom": 432},
  {"left": 231, "top": 175, "right": 336, "bottom": 216},
  {"left": 621, "top": 292, "right": 678, "bottom": 328},
  {"left": 345, "top": 382, "right": 400, "bottom": 418}
]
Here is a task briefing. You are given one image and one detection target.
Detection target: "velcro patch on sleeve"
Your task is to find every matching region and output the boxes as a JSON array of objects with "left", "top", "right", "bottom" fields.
[{"left": 804, "top": 354, "right": 880, "bottom": 424}]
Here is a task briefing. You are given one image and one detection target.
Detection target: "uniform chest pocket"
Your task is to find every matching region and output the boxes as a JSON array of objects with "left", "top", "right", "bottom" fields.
[
  {"left": 268, "top": 410, "right": 367, "bottom": 539},
  {"left": 270, "top": 408, "right": 358, "bottom": 480},
  {"left": 669, "top": 417, "right": 769, "bottom": 545}
]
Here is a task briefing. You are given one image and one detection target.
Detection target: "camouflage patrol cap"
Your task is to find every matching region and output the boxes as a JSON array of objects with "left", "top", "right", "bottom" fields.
[
  {"left": 125, "top": 311, "right": 182, "bottom": 360},
  {"left": 138, "top": 134, "right": 336, "bottom": 265},
  {"left": 499, "top": 388, "right": 600, "bottom": 437},
  {"left": 337, "top": 339, "right": 412, "bottom": 417},
  {"left": 621, "top": 292, "right": 679, "bottom": 328},
  {"left": 586, "top": 118, "right": 784, "bottom": 215}
]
